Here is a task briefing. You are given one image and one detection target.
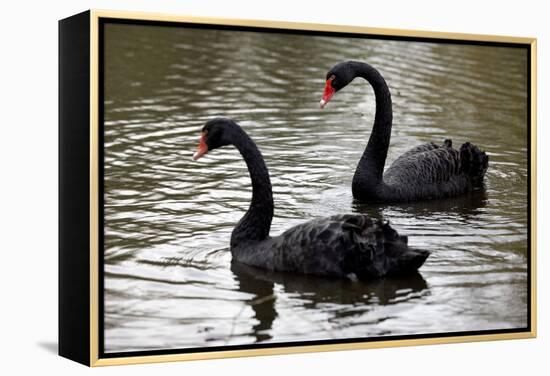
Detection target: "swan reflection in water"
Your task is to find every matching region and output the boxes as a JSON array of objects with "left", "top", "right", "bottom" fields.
[
  {"left": 230, "top": 261, "right": 429, "bottom": 343},
  {"left": 353, "top": 189, "right": 489, "bottom": 221}
]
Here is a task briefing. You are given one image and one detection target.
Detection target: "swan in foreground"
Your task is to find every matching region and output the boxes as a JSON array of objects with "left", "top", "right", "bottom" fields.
[{"left": 193, "top": 118, "right": 429, "bottom": 279}]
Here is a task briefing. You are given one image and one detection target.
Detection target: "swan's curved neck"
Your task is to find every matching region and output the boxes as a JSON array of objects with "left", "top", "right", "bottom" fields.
[
  {"left": 230, "top": 127, "right": 274, "bottom": 248},
  {"left": 351, "top": 62, "right": 393, "bottom": 189}
]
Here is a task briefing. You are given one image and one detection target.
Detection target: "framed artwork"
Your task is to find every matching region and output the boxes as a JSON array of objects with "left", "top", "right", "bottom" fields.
[{"left": 59, "top": 9, "right": 537, "bottom": 366}]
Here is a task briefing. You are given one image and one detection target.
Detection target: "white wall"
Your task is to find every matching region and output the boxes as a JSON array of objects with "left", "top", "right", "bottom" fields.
[{"left": 1, "top": 0, "right": 546, "bottom": 374}]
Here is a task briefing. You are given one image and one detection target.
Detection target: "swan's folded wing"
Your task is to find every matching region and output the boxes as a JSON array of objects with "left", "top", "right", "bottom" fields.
[
  {"left": 271, "top": 214, "right": 428, "bottom": 279},
  {"left": 272, "top": 215, "right": 359, "bottom": 277},
  {"left": 384, "top": 147, "right": 462, "bottom": 186}
]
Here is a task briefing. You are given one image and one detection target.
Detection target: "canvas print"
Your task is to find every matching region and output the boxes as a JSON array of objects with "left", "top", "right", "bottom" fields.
[{"left": 101, "top": 21, "right": 529, "bottom": 354}]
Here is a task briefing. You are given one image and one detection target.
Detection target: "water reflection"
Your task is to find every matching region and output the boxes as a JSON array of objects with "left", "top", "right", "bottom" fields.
[
  {"left": 354, "top": 189, "right": 488, "bottom": 219},
  {"left": 231, "top": 261, "right": 429, "bottom": 343},
  {"left": 103, "top": 23, "right": 528, "bottom": 352}
]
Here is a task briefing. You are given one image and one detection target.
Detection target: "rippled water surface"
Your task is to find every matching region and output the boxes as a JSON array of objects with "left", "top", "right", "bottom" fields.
[{"left": 103, "top": 24, "right": 529, "bottom": 353}]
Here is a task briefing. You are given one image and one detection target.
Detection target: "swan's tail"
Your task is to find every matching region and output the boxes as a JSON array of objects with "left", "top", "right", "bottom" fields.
[
  {"left": 342, "top": 217, "right": 430, "bottom": 279},
  {"left": 460, "top": 142, "right": 489, "bottom": 188},
  {"left": 379, "top": 222, "right": 430, "bottom": 276}
]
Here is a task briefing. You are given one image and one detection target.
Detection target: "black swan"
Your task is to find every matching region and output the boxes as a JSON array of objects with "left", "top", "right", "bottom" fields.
[
  {"left": 320, "top": 61, "right": 489, "bottom": 202},
  {"left": 192, "top": 118, "right": 429, "bottom": 279}
]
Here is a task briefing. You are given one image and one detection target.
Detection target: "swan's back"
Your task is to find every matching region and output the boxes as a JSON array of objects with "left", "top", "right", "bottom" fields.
[
  {"left": 391, "top": 141, "right": 442, "bottom": 163},
  {"left": 385, "top": 141, "right": 460, "bottom": 185},
  {"left": 233, "top": 214, "right": 429, "bottom": 280},
  {"left": 382, "top": 139, "right": 488, "bottom": 201}
]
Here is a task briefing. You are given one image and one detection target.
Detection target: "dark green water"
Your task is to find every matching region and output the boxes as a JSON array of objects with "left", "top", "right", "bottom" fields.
[{"left": 103, "top": 23, "right": 528, "bottom": 352}]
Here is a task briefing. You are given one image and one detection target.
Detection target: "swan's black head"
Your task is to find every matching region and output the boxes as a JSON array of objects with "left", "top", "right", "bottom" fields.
[
  {"left": 320, "top": 61, "right": 358, "bottom": 109},
  {"left": 192, "top": 118, "right": 239, "bottom": 160}
]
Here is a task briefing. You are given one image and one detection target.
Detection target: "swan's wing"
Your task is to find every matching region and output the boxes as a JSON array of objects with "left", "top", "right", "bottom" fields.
[
  {"left": 269, "top": 214, "right": 428, "bottom": 279},
  {"left": 384, "top": 146, "right": 461, "bottom": 186}
]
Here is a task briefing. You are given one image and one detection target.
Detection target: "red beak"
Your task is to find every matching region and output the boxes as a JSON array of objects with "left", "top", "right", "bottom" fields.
[
  {"left": 193, "top": 132, "right": 208, "bottom": 160},
  {"left": 320, "top": 78, "right": 335, "bottom": 109}
]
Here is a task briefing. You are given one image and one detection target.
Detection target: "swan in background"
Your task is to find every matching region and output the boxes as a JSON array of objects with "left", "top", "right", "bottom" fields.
[{"left": 320, "top": 61, "right": 489, "bottom": 202}]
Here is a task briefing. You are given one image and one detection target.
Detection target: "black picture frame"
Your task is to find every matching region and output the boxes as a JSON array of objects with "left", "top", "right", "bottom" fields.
[{"left": 59, "top": 9, "right": 537, "bottom": 367}]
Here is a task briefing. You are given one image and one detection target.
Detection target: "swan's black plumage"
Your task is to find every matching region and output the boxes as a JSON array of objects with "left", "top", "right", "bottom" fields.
[
  {"left": 321, "top": 61, "right": 489, "bottom": 202},
  {"left": 193, "top": 118, "right": 429, "bottom": 279}
]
